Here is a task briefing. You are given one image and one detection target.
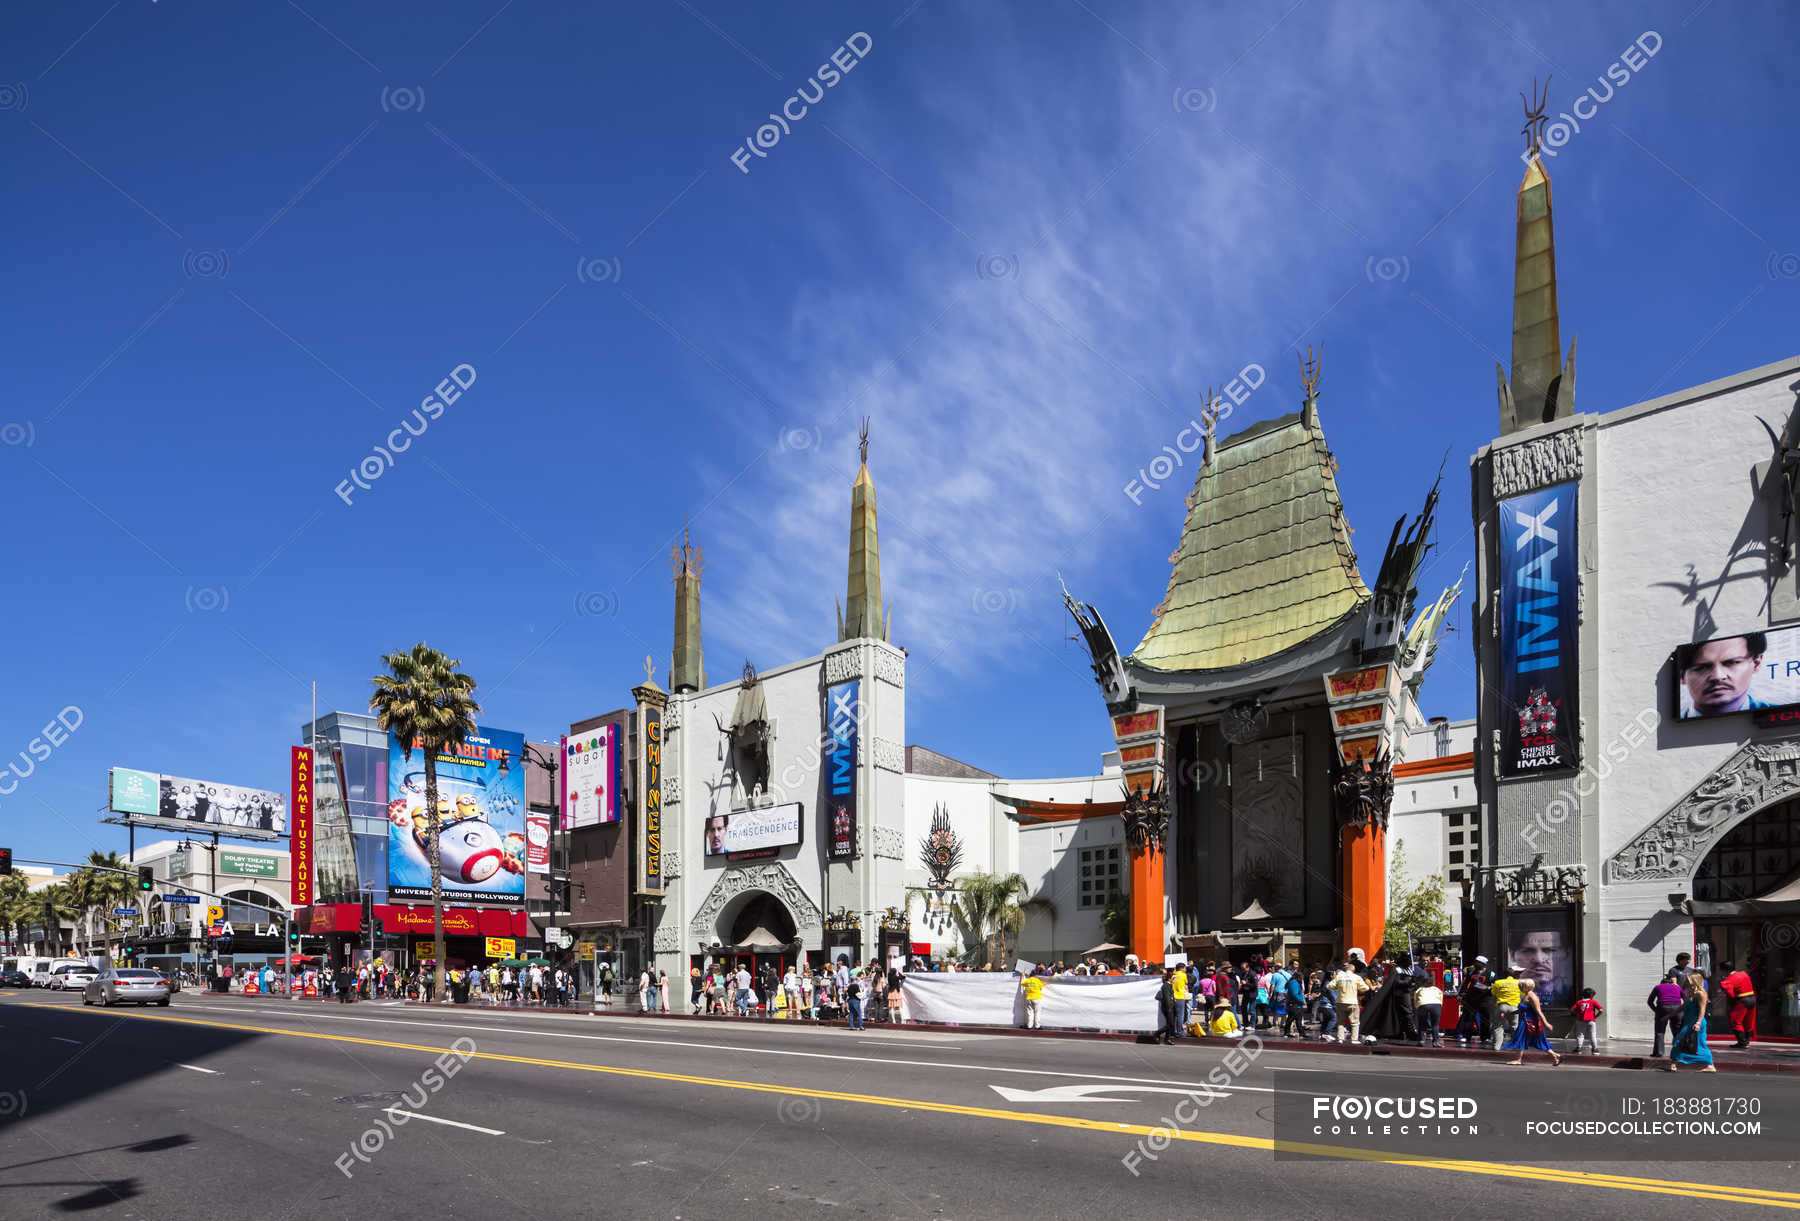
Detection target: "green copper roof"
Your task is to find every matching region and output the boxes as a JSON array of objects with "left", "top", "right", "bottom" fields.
[{"left": 1130, "top": 404, "right": 1369, "bottom": 672}]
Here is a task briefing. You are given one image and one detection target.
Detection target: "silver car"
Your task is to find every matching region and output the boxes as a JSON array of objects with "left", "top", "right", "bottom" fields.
[{"left": 83, "top": 967, "right": 171, "bottom": 1007}]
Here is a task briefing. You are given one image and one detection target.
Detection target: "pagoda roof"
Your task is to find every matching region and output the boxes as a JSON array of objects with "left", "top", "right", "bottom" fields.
[{"left": 1130, "top": 405, "right": 1369, "bottom": 672}]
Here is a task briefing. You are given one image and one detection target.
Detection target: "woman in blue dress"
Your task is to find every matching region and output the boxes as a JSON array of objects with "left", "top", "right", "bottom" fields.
[
  {"left": 1502, "top": 978, "right": 1563, "bottom": 1065},
  {"left": 1667, "top": 972, "right": 1716, "bottom": 1072}
]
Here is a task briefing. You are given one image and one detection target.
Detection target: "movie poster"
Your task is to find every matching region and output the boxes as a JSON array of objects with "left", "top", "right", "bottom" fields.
[
  {"left": 386, "top": 726, "right": 526, "bottom": 904},
  {"left": 1498, "top": 482, "right": 1579, "bottom": 776},
  {"left": 1673, "top": 625, "right": 1800, "bottom": 719}
]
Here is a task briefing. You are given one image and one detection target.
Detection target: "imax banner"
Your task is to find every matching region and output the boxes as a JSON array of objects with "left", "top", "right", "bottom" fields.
[
  {"left": 825, "top": 679, "right": 858, "bottom": 860},
  {"left": 1499, "top": 482, "right": 1579, "bottom": 776}
]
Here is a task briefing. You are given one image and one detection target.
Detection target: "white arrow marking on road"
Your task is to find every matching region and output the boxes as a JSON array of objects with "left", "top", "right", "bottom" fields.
[
  {"left": 989, "top": 1082, "right": 1238, "bottom": 1104},
  {"left": 382, "top": 1108, "right": 504, "bottom": 1136}
]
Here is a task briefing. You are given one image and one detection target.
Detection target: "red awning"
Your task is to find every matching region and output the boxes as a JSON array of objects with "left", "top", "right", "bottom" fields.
[
  {"left": 479, "top": 909, "right": 515, "bottom": 937},
  {"left": 999, "top": 797, "right": 1125, "bottom": 826}
]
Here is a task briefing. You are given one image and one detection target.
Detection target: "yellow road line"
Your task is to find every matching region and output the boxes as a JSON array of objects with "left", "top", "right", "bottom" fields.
[{"left": 28, "top": 1003, "right": 1800, "bottom": 1209}]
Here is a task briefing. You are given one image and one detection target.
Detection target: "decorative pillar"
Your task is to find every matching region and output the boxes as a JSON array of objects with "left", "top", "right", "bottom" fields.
[
  {"left": 1333, "top": 751, "right": 1394, "bottom": 959},
  {"left": 1120, "top": 778, "right": 1169, "bottom": 964}
]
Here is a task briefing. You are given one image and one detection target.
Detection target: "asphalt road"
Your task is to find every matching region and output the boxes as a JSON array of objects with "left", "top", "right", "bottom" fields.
[{"left": 1, "top": 990, "right": 1796, "bottom": 1219}]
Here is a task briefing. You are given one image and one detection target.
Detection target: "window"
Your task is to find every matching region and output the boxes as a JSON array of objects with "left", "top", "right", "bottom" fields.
[
  {"left": 1448, "top": 812, "right": 1464, "bottom": 828},
  {"left": 1078, "top": 845, "right": 1121, "bottom": 910},
  {"left": 1448, "top": 831, "right": 1463, "bottom": 846}
]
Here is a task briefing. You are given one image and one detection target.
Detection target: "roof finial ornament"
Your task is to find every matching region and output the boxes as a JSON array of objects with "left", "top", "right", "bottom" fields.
[
  {"left": 1521, "top": 75, "right": 1551, "bottom": 160},
  {"left": 644, "top": 655, "right": 656, "bottom": 685},
  {"left": 1299, "top": 342, "right": 1322, "bottom": 403},
  {"left": 669, "top": 522, "right": 704, "bottom": 582},
  {"left": 1199, "top": 387, "right": 1224, "bottom": 463},
  {"left": 858, "top": 417, "right": 870, "bottom": 466}
]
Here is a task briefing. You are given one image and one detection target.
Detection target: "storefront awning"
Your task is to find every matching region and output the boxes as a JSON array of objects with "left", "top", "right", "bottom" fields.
[{"left": 1689, "top": 871, "right": 1800, "bottom": 917}]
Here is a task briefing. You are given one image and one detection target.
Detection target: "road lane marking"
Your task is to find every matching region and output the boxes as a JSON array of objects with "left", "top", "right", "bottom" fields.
[
  {"left": 169, "top": 1002, "right": 1278, "bottom": 1094},
  {"left": 175, "top": 1063, "right": 219, "bottom": 1074},
  {"left": 51, "top": 1036, "right": 81, "bottom": 1044},
  {"left": 382, "top": 1107, "right": 504, "bottom": 1135},
  {"left": 991, "top": 1082, "right": 1231, "bottom": 1104},
  {"left": 30, "top": 1003, "right": 1800, "bottom": 1210}
]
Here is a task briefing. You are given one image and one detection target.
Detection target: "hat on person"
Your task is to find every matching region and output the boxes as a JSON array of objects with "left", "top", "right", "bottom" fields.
[{"left": 1474, "top": 955, "right": 1488, "bottom": 964}]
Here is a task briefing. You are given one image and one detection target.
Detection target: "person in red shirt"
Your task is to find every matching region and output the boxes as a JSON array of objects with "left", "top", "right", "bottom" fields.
[
  {"left": 1567, "top": 987, "right": 1603, "bottom": 1053},
  {"left": 1719, "top": 961, "right": 1756, "bottom": 1048}
]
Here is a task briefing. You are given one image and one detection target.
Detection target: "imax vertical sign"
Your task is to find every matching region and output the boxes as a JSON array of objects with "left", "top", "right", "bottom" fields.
[
  {"left": 825, "top": 679, "right": 859, "bottom": 860},
  {"left": 1499, "top": 482, "right": 1579, "bottom": 776}
]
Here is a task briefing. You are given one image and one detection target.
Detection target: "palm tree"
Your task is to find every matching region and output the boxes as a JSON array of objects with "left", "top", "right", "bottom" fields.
[
  {"left": 370, "top": 643, "right": 481, "bottom": 1003},
  {"left": 36, "top": 883, "right": 79, "bottom": 957},
  {"left": 70, "top": 852, "right": 132, "bottom": 958},
  {"left": 949, "top": 872, "right": 1055, "bottom": 968},
  {"left": 0, "top": 873, "right": 32, "bottom": 951}
]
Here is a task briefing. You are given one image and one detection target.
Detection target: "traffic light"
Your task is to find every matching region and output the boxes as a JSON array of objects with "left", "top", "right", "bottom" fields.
[
  {"left": 0, "top": 847, "right": 12, "bottom": 874},
  {"left": 371, "top": 918, "right": 383, "bottom": 937},
  {"left": 289, "top": 928, "right": 301, "bottom": 947},
  {"left": 137, "top": 866, "right": 154, "bottom": 892}
]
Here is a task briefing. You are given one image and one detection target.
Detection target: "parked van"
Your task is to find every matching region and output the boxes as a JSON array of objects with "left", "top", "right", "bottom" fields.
[{"left": 31, "top": 958, "right": 87, "bottom": 987}]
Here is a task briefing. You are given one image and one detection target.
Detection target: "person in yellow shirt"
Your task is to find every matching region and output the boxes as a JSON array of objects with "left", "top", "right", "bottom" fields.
[
  {"left": 1021, "top": 970, "right": 1046, "bottom": 1029},
  {"left": 1171, "top": 965, "right": 1191, "bottom": 1033},
  {"left": 1210, "top": 1004, "right": 1241, "bottom": 1037},
  {"left": 1492, "top": 971, "right": 1522, "bottom": 1043}
]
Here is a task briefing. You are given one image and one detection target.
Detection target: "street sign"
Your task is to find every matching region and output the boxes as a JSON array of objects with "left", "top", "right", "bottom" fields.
[
  {"left": 206, "top": 905, "right": 224, "bottom": 925},
  {"left": 162, "top": 893, "right": 198, "bottom": 903},
  {"left": 576, "top": 943, "right": 595, "bottom": 961},
  {"left": 113, "top": 907, "right": 138, "bottom": 916}
]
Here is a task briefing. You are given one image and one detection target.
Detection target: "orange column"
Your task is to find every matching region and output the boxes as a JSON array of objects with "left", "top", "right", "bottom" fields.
[
  {"left": 1128, "top": 846, "right": 1164, "bottom": 964},
  {"left": 1341, "top": 822, "right": 1386, "bottom": 958}
]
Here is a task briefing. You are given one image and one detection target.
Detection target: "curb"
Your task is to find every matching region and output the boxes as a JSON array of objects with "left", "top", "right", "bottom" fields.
[{"left": 186, "top": 993, "right": 1798, "bottom": 1075}]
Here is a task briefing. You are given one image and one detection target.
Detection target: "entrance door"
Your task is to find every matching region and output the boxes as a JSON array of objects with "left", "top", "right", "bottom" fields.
[{"left": 1694, "top": 919, "right": 1798, "bottom": 1037}]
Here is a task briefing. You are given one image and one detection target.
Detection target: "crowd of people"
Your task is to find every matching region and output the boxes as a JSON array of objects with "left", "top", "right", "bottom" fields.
[{"left": 686, "top": 957, "right": 905, "bottom": 1027}]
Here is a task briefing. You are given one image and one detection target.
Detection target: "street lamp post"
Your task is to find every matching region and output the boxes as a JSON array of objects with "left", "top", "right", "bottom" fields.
[{"left": 515, "top": 741, "right": 566, "bottom": 937}]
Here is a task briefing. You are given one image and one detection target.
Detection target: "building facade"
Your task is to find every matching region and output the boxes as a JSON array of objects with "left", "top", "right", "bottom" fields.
[{"left": 1471, "top": 105, "right": 1800, "bottom": 1037}]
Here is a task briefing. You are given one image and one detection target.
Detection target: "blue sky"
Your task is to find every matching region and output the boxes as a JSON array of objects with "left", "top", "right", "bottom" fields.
[{"left": 2, "top": 0, "right": 1796, "bottom": 869}]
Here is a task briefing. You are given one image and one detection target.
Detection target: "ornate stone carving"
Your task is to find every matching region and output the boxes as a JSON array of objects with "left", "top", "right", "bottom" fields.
[
  {"left": 874, "top": 648, "right": 905, "bottom": 688},
  {"left": 1492, "top": 431, "right": 1583, "bottom": 498},
  {"left": 1607, "top": 739, "right": 1800, "bottom": 883},
  {"left": 664, "top": 699, "right": 682, "bottom": 731},
  {"left": 824, "top": 648, "right": 861, "bottom": 685},
  {"left": 1121, "top": 780, "right": 1170, "bottom": 855},
  {"left": 1332, "top": 750, "right": 1395, "bottom": 831},
  {"left": 663, "top": 775, "right": 682, "bottom": 806},
  {"left": 873, "top": 736, "right": 905, "bottom": 773},
  {"left": 823, "top": 907, "right": 862, "bottom": 932},
  {"left": 688, "top": 861, "right": 822, "bottom": 940},
  {"left": 1494, "top": 862, "right": 1585, "bottom": 906},
  {"left": 652, "top": 918, "right": 681, "bottom": 953},
  {"left": 872, "top": 825, "right": 905, "bottom": 859},
  {"left": 662, "top": 850, "right": 681, "bottom": 881}
]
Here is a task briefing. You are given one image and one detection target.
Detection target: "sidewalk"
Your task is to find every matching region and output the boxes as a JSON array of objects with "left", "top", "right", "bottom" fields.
[{"left": 193, "top": 991, "right": 1800, "bottom": 1074}]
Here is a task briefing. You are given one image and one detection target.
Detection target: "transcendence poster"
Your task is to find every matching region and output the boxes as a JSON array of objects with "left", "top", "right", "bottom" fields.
[
  {"left": 1498, "top": 482, "right": 1579, "bottom": 776},
  {"left": 387, "top": 726, "right": 526, "bottom": 903}
]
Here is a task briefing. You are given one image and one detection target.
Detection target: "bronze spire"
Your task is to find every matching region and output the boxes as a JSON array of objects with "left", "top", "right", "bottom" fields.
[
  {"left": 1500, "top": 77, "right": 1576, "bottom": 434},
  {"left": 838, "top": 418, "right": 889, "bottom": 642},
  {"left": 670, "top": 524, "right": 705, "bottom": 692}
]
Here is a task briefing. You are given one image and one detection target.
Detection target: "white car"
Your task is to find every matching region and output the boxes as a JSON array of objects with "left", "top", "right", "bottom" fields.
[{"left": 48, "top": 964, "right": 99, "bottom": 991}]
